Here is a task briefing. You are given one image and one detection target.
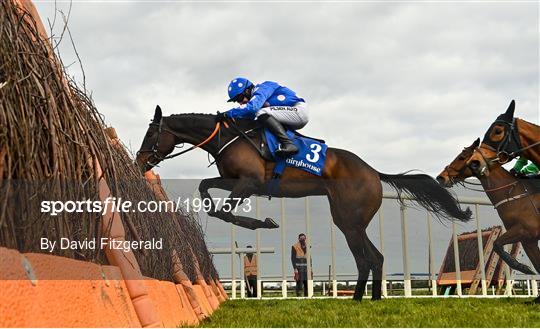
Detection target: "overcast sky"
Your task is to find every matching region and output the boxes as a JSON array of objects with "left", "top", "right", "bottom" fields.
[{"left": 35, "top": 1, "right": 539, "bottom": 180}]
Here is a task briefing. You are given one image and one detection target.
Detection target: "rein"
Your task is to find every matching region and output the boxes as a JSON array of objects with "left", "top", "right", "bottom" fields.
[
  {"left": 484, "top": 181, "right": 518, "bottom": 192},
  {"left": 484, "top": 118, "right": 540, "bottom": 164},
  {"left": 458, "top": 180, "right": 485, "bottom": 193},
  {"left": 162, "top": 121, "right": 223, "bottom": 160},
  {"left": 139, "top": 116, "right": 264, "bottom": 168},
  {"left": 499, "top": 140, "right": 540, "bottom": 161},
  {"left": 138, "top": 120, "right": 223, "bottom": 167},
  {"left": 474, "top": 147, "right": 534, "bottom": 209},
  {"left": 225, "top": 120, "right": 265, "bottom": 158}
]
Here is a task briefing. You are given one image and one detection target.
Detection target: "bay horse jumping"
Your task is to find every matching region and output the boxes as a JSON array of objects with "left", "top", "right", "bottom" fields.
[
  {"left": 437, "top": 139, "right": 540, "bottom": 303},
  {"left": 136, "top": 105, "right": 472, "bottom": 301}
]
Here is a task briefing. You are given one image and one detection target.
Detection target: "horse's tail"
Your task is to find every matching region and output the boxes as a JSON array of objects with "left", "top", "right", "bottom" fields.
[{"left": 378, "top": 172, "right": 472, "bottom": 222}]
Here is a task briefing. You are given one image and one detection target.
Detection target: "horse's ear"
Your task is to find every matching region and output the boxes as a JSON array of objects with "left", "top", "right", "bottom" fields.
[
  {"left": 472, "top": 138, "right": 480, "bottom": 148},
  {"left": 153, "top": 105, "right": 162, "bottom": 123},
  {"left": 504, "top": 100, "right": 515, "bottom": 118},
  {"left": 496, "top": 100, "right": 515, "bottom": 122}
]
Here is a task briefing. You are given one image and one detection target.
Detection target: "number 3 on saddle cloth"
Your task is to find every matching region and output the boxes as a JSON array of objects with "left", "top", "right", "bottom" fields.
[{"left": 263, "top": 128, "right": 328, "bottom": 197}]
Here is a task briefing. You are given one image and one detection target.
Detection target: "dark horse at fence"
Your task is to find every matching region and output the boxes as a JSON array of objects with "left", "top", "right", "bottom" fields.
[
  {"left": 437, "top": 139, "right": 540, "bottom": 303},
  {"left": 136, "top": 106, "right": 472, "bottom": 301}
]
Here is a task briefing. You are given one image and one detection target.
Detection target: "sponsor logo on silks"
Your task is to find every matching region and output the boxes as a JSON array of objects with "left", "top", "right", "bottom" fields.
[
  {"left": 269, "top": 106, "right": 298, "bottom": 112},
  {"left": 264, "top": 129, "right": 327, "bottom": 176}
]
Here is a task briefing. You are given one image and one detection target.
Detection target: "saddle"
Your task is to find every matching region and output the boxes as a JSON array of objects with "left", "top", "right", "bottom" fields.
[{"left": 236, "top": 122, "right": 325, "bottom": 163}]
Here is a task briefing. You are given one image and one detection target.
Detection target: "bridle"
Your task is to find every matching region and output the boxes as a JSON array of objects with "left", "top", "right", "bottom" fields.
[
  {"left": 483, "top": 118, "right": 540, "bottom": 164},
  {"left": 471, "top": 146, "right": 502, "bottom": 176},
  {"left": 136, "top": 119, "right": 223, "bottom": 168},
  {"left": 472, "top": 146, "right": 534, "bottom": 210},
  {"left": 442, "top": 163, "right": 469, "bottom": 187},
  {"left": 441, "top": 148, "right": 483, "bottom": 189}
]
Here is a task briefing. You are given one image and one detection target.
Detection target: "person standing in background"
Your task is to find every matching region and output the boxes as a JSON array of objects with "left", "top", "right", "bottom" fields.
[
  {"left": 243, "top": 245, "right": 258, "bottom": 297},
  {"left": 291, "top": 233, "right": 312, "bottom": 297}
]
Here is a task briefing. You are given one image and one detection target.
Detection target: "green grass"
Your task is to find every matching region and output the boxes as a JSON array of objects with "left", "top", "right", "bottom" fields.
[{"left": 197, "top": 298, "right": 540, "bottom": 327}]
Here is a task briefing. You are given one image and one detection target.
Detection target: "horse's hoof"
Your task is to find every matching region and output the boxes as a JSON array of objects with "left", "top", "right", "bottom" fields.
[
  {"left": 371, "top": 296, "right": 382, "bottom": 301},
  {"left": 264, "top": 218, "right": 279, "bottom": 229}
]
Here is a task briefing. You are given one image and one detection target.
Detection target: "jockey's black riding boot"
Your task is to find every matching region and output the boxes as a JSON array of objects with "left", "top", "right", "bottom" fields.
[{"left": 258, "top": 114, "right": 299, "bottom": 157}]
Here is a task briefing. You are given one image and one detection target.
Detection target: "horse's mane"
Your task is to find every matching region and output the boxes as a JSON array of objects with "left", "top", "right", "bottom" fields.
[
  {"left": 168, "top": 112, "right": 257, "bottom": 129},
  {"left": 516, "top": 117, "right": 540, "bottom": 129},
  {"left": 170, "top": 112, "right": 215, "bottom": 118}
]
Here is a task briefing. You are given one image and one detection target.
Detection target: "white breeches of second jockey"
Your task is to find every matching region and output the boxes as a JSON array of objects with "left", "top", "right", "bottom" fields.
[{"left": 256, "top": 102, "right": 309, "bottom": 130}]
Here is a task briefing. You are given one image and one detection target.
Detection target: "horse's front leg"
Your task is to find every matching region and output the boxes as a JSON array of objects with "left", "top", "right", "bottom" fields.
[
  {"left": 198, "top": 177, "right": 234, "bottom": 217},
  {"left": 198, "top": 177, "right": 278, "bottom": 230},
  {"left": 493, "top": 226, "right": 535, "bottom": 275}
]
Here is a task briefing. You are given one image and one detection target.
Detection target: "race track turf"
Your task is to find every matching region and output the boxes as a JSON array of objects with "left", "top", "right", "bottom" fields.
[{"left": 196, "top": 298, "right": 540, "bottom": 327}]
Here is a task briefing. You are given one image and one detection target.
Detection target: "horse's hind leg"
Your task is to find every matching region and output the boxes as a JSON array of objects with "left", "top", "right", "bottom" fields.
[
  {"left": 493, "top": 226, "right": 535, "bottom": 275},
  {"left": 362, "top": 232, "right": 384, "bottom": 300},
  {"left": 349, "top": 230, "right": 384, "bottom": 301},
  {"left": 341, "top": 228, "right": 370, "bottom": 301},
  {"left": 521, "top": 242, "right": 540, "bottom": 303}
]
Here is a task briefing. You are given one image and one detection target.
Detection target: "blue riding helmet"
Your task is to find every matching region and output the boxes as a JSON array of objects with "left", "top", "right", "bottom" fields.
[{"left": 227, "top": 77, "right": 253, "bottom": 102}]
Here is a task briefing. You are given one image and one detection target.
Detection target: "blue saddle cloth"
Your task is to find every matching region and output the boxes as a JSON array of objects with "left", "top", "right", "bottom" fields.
[{"left": 264, "top": 129, "right": 327, "bottom": 177}]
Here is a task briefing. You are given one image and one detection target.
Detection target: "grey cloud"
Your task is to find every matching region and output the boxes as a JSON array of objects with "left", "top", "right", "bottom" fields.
[{"left": 35, "top": 2, "right": 538, "bottom": 179}]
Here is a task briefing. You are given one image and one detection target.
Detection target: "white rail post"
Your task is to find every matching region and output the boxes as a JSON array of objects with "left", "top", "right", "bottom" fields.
[
  {"left": 400, "top": 205, "right": 412, "bottom": 297},
  {"left": 532, "top": 277, "right": 539, "bottom": 297},
  {"left": 452, "top": 221, "right": 462, "bottom": 296},
  {"left": 231, "top": 224, "right": 237, "bottom": 299},
  {"left": 281, "top": 198, "right": 287, "bottom": 298},
  {"left": 427, "top": 212, "right": 437, "bottom": 296},
  {"left": 239, "top": 251, "right": 246, "bottom": 299},
  {"left": 474, "top": 204, "right": 488, "bottom": 296},
  {"left": 330, "top": 212, "right": 337, "bottom": 298},
  {"left": 256, "top": 197, "right": 262, "bottom": 299},
  {"left": 378, "top": 208, "right": 387, "bottom": 298},
  {"left": 305, "top": 197, "right": 314, "bottom": 298}
]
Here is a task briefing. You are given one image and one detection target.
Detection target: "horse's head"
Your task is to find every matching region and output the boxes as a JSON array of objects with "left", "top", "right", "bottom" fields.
[
  {"left": 480, "top": 100, "right": 521, "bottom": 163},
  {"left": 436, "top": 138, "right": 480, "bottom": 187},
  {"left": 467, "top": 142, "right": 501, "bottom": 177},
  {"left": 135, "top": 105, "right": 176, "bottom": 173}
]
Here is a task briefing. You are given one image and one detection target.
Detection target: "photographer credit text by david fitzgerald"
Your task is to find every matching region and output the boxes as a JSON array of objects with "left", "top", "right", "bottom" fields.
[{"left": 40, "top": 237, "right": 163, "bottom": 252}]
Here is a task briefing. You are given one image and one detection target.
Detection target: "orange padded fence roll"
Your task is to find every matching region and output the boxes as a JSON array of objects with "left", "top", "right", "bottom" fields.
[
  {"left": 180, "top": 280, "right": 210, "bottom": 320},
  {"left": 145, "top": 170, "right": 221, "bottom": 317},
  {"left": 209, "top": 278, "right": 226, "bottom": 303},
  {"left": 191, "top": 284, "right": 214, "bottom": 316},
  {"left": 94, "top": 158, "right": 161, "bottom": 328},
  {"left": 216, "top": 279, "right": 229, "bottom": 300},
  {"left": 0, "top": 247, "right": 141, "bottom": 328},
  {"left": 196, "top": 278, "right": 220, "bottom": 311},
  {"left": 143, "top": 278, "right": 198, "bottom": 327},
  {"left": 175, "top": 284, "right": 200, "bottom": 324},
  {"left": 172, "top": 249, "right": 207, "bottom": 321},
  {"left": 190, "top": 248, "right": 220, "bottom": 311}
]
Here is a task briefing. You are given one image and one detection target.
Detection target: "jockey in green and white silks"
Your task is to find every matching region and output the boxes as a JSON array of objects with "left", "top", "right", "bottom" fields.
[
  {"left": 511, "top": 156, "right": 539, "bottom": 177},
  {"left": 220, "top": 77, "right": 309, "bottom": 157}
]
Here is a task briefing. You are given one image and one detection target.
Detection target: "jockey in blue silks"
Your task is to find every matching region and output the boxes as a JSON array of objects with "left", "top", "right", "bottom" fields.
[{"left": 217, "top": 77, "right": 309, "bottom": 157}]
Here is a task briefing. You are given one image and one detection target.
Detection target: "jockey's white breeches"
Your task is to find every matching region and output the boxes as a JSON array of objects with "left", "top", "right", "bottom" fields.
[{"left": 256, "top": 102, "right": 309, "bottom": 130}]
